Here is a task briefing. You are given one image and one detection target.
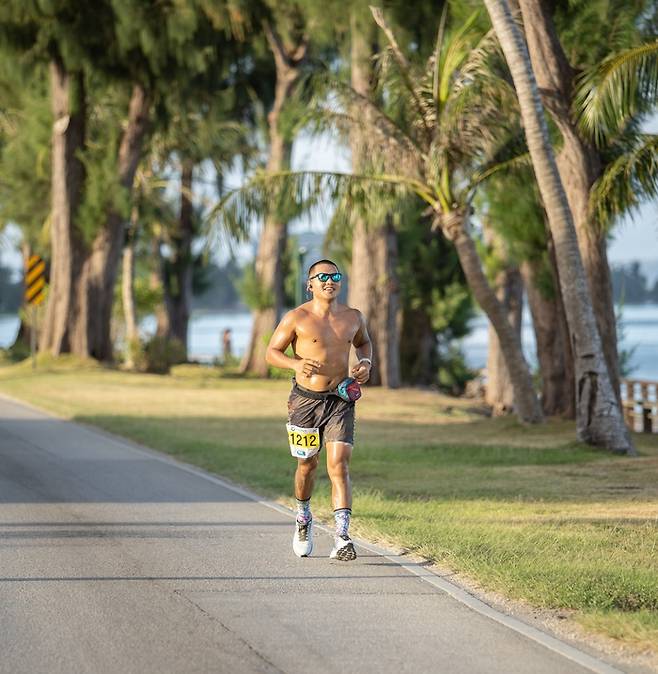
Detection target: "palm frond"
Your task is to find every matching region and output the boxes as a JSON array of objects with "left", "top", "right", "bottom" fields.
[
  {"left": 305, "top": 80, "right": 424, "bottom": 174},
  {"left": 469, "top": 150, "right": 532, "bottom": 191},
  {"left": 305, "top": 75, "right": 426, "bottom": 169},
  {"left": 438, "top": 10, "right": 482, "bottom": 105},
  {"left": 451, "top": 29, "right": 505, "bottom": 96},
  {"left": 590, "top": 133, "right": 658, "bottom": 227},
  {"left": 373, "top": 48, "right": 435, "bottom": 147},
  {"left": 205, "top": 169, "right": 428, "bottom": 247},
  {"left": 438, "top": 74, "right": 517, "bottom": 163},
  {"left": 432, "top": 4, "right": 449, "bottom": 115},
  {"left": 575, "top": 40, "right": 658, "bottom": 144},
  {"left": 427, "top": 28, "right": 515, "bottom": 161}
]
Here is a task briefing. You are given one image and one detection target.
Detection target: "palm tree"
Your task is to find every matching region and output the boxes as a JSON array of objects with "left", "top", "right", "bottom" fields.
[
  {"left": 485, "top": 2, "right": 657, "bottom": 419},
  {"left": 483, "top": 0, "right": 634, "bottom": 454},
  {"left": 518, "top": 0, "right": 636, "bottom": 401},
  {"left": 211, "top": 7, "right": 544, "bottom": 424}
]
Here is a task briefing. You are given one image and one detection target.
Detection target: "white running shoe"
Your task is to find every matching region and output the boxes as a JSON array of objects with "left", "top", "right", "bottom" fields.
[
  {"left": 329, "top": 534, "right": 356, "bottom": 561},
  {"left": 293, "top": 518, "right": 313, "bottom": 557}
]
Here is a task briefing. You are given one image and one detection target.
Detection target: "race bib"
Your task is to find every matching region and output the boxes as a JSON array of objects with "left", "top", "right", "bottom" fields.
[{"left": 286, "top": 423, "right": 321, "bottom": 459}]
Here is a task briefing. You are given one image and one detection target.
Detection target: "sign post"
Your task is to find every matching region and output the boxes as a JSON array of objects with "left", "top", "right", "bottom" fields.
[{"left": 24, "top": 255, "right": 46, "bottom": 369}]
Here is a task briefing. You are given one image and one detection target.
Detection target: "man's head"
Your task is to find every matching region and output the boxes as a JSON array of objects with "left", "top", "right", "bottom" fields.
[{"left": 306, "top": 259, "right": 342, "bottom": 299}]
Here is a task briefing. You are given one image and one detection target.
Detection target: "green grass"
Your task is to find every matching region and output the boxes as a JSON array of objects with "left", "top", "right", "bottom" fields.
[{"left": 1, "top": 357, "right": 658, "bottom": 653}]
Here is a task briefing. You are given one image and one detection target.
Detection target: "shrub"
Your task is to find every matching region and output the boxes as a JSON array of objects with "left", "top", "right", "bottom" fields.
[
  {"left": 0, "top": 341, "right": 31, "bottom": 363},
  {"left": 143, "top": 336, "right": 186, "bottom": 374}
]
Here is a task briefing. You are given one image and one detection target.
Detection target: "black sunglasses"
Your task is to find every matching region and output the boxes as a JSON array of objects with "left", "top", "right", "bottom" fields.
[{"left": 309, "top": 272, "right": 343, "bottom": 283}]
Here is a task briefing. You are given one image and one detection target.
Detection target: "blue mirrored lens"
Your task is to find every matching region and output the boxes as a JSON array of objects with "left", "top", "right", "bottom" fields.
[{"left": 318, "top": 272, "right": 342, "bottom": 282}]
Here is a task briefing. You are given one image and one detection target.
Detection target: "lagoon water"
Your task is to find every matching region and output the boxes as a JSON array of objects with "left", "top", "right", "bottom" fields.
[{"left": 2, "top": 305, "right": 658, "bottom": 380}]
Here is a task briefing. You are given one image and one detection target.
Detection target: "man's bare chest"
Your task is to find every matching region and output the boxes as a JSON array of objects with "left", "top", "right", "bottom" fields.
[{"left": 295, "top": 314, "right": 359, "bottom": 349}]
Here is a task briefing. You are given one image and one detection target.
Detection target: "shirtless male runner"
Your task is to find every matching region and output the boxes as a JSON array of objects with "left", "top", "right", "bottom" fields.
[{"left": 265, "top": 259, "right": 372, "bottom": 561}]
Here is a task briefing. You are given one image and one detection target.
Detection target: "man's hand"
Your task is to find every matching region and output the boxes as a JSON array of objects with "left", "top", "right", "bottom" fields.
[
  {"left": 295, "top": 357, "right": 323, "bottom": 379},
  {"left": 351, "top": 360, "right": 371, "bottom": 384}
]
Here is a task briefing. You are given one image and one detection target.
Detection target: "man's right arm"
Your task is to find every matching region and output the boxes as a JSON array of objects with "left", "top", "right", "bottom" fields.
[
  {"left": 266, "top": 310, "right": 322, "bottom": 378},
  {"left": 265, "top": 311, "right": 298, "bottom": 370}
]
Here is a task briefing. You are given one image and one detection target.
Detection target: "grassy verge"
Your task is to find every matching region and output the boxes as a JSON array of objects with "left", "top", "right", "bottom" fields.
[{"left": 1, "top": 357, "right": 657, "bottom": 653}]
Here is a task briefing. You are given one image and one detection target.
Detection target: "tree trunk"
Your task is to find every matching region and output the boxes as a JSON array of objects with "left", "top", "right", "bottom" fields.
[
  {"left": 40, "top": 59, "right": 86, "bottom": 355},
  {"left": 486, "top": 266, "right": 524, "bottom": 415},
  {"left": 518, "top": 0, "right": 620, "bottom": 400},
  {"left": 149, "top": 237, "right": 170, "bottom": 337},
  {"left": 122, "top": 206, "right": 139, "bottom": 344},
  {"left": 239, "top": 139, "right": 290, "bottom": 376},
  {"left": 370, "top": 216, "right": 401, "bottom": 387},
  {"left": 440, "top": 209, "right": 543, "bottom": 423},
  {"left": 521, "top": 256, "right": 575, "bottom": 418},
  {"left": 348, "top": 206, "right": 401, "bottom": 388},
  {"left": 70, "top": 83, "right": 150, "bottom": 361},
  {"left": 381, "top": 219, "right": 402, "bottom": 388},
  {"left": 484, "top": 0, "right": 634, "bottom": 453},
  {"left": 399, "top": 226, "right": 451, "bottom": 387},
  {"left": 400, "top": 306, "right": 436, "bottom": 385},
  {"left": 240, "top": 23, "right": 307, "bottom": 376},
  {"left": 163, "top": 159, "right": 194, "bottom": 352},
  {"left": 121, "top": 205, "right": 139, "bottom": 368},
  {"left": 348, "top": 7, "right": 401, "bottom": 388}
]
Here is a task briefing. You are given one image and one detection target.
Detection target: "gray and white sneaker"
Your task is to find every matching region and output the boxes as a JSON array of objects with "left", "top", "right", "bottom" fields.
[
  {"left": 329, "top": 534, "right": 356, "bottom": 561},
  {"left": 293, "top": 518, "right": 313, "bottom": 557}
]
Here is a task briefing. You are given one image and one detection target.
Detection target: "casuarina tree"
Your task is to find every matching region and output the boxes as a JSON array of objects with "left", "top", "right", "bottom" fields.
[
  {"left": 0, "top": 2, "right": 115, "bottom": 356},
  {"left": 71, "top": 0, "right": 249, "bottom": 361},
  {"left": 239, "top": 7, "right": 310, "bottom": 377},
  {"left": 345, "top": 2, "right": 401, "bottom": 388},
  {"left": 1, "top": 0, "right": 249, "bottom": 361}
]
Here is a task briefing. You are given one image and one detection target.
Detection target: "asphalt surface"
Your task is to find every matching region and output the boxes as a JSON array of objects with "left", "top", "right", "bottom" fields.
[{"left": 0, "top": 394, "right": 627, "bottom": 674}]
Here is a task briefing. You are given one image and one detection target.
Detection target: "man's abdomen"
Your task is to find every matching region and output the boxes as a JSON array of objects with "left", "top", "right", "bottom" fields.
[{"left": 295, "top": 344, "right": 350, "bottom": 392}]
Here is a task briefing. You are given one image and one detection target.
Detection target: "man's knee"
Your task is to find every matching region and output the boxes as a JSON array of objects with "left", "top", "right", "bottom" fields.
[
  {"left": 297, "top": 455, "right": 319, "bottom": 476},
  {"left": 328, "top": 462, "right": 349, "bottom": 483},
  {"left": 327, "top": 449, "right": 351, "bottom": 480}
]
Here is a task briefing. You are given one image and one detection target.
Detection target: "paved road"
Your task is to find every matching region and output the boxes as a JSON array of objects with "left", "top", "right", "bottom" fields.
[{"left": 0, "top": 394, "right": 627, "bottom": 674}]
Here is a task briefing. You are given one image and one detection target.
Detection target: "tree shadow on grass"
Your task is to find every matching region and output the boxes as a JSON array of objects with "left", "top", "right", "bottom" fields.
[
  {"left": 70, "top": 414, "right": 658, "bottom": 505},
  {"left": 2, "top": 391, "right": 657, "bottom": 505}
]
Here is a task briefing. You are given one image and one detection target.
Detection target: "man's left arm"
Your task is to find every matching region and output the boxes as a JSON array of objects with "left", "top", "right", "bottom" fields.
[{"left": 351, "top": 311, "right": 373, "bottom": 384}]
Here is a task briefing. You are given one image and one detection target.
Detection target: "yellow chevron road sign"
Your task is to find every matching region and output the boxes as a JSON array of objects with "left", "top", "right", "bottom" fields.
[{"left": 25, "top": 255, "right": 46, "bottom": 306}]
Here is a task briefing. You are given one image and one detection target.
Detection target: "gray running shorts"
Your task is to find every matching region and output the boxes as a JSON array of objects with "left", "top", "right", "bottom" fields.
[{"left": 287, "top": 381, "right": 355, "bottom": 447}]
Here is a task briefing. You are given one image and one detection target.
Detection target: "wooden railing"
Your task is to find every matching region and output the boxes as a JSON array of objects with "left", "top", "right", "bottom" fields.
[{"left": 621, "top": 379, "right": 658, "bottom": 433}]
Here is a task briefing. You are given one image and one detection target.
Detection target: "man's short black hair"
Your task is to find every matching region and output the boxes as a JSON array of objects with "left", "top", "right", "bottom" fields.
[{"left": 307, "top": 259, "right": 339, "bottom": 277}]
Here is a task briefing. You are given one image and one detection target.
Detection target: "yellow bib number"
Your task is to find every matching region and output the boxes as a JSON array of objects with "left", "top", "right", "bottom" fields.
[{"left": 286, "top": 423, "right": 321, "bottom": 458}]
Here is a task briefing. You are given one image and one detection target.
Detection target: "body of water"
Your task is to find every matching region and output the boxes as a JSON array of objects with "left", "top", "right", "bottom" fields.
[
  {"left": 459, "top": 305, "right": 658, "bottom": 380},
  {"left": 2, "top": 305, "right": 658, "bottom": 380}
]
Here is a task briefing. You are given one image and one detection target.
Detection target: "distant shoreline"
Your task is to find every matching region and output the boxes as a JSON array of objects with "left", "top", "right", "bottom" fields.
[{"left": 3, "top": 304, "right": 658, "bottom": 380}]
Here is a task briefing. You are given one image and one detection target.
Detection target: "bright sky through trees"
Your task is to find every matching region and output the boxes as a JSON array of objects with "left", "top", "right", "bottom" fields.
[{"left": 1, "top": 126, "right": 656, "bottom": 275}]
